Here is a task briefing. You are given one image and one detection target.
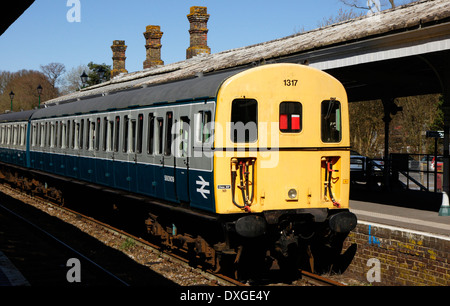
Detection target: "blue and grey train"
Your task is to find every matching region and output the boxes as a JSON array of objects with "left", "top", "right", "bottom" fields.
[{"left": 0, "top": 64, "right": 357, "bottom": 276}]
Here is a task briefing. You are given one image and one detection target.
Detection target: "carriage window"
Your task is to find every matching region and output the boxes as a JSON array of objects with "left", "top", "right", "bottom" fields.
[
  {"left": 102, "top": 117, "right": 108, "bottom": 151},
  {"left": 71, "top": 120, "right": 76, "bottom": 149},
  {"left": 107, "top": 119, "right": 113, "bottom": 152},
  {"left": 58, "top": 122, "right": 62, "bottom": 148},
  {"left": 280, "top": 102, "right": 302, "bottom": 133},
  {"left": 114, "top": 116, "right": 120, "bottom": 152},
  {"left": 157, "top": 118, "right": 164, "bottom": 155},
  {"left": 147, "top": 114, "right": 155, "bottom": 155},
  {"left": 231, "top": 99, "right": 258, "bottom": 143},
  {"left": 74, "top": 122, "right": 80, "bottom": 149},
  {"left": 80, "top": 119, "right": 85, "bottom": 149},
  {"left": 130, "top": 119, "right": 137, "bottom": 153},
  {"left": 123, "top": 116, "right": 129, "bottom": 153},
  {"left": 95, "top": 118, "right": 100, "bottom": 151},
  {"left": 196, "top": 111, "right": 212, "bottom": 144},
  {"left": 61, "top": 122, "right": 67, "bottom": 149},
  {"left": 50, "top": 123, "right": 55, "bottom": 148},
  {"left": 164, "top": 112, "right": 173, "bottom": 156},
  {"left": 321, "top": 99, "right": 341, "bottom": 143},
  {"left": 136, "top": 114, "right": 143, "bottom": 154},
  {"left": 89, "top": 119, "right": 95, "bottom": 150},
  {"left": 179, "top": 116, "right": 190, "bottom": 157}
]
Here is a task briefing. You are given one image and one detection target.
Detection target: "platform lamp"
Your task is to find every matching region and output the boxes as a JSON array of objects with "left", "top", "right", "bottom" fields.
[
  {"left": 97, "top": 67, "right": 105, "bottom": 84},
  {"left": 80, "top": 71, "right": 88, "bottom": 88},
  {"left": 9, "top": 91, "right": 14, "bottom": 111},
  {"left": 37, "top": 84, "right": 43, "bottom": 109}
]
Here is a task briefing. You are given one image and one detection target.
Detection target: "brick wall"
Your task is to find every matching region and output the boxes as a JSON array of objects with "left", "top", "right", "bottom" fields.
[{"left": 342, "top": 221, "right": 449, "bottom": 286}]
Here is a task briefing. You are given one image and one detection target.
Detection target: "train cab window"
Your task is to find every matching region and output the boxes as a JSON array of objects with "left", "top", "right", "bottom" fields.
[
  {"left": 321, "top": 99, "right": 342, "bottom": 143},
  {"left": 231, "top": 99, "right": 258, "bottom": 143},
  {"left": 279, "top": 102, "right": 302, "bottom": 133}
]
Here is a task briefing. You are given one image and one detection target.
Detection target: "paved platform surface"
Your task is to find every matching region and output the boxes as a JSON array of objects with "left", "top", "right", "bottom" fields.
[
  {"left": 350, "top": 200, "right": 450, "bottom": 237},
  {"left": 350, "top": 187, "right": 450, "bottom": 238}
]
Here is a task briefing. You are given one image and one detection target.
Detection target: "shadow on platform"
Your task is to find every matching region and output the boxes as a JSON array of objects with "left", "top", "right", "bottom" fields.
[{"left": 350, "top": 184, "right": 442, "bottom": 212}]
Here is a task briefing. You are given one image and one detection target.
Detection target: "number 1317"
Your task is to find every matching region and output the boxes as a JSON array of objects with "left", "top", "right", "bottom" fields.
[{"left": 283, "top": 79, "right": 298, "bottom": 86}]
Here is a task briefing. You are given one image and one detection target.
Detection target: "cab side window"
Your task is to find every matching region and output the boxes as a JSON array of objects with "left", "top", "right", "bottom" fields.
[
  {"left": 231, "top": 99, "right": 258, "bottom": 143},
  {"left": 321, "top": 99, "right": 341, "bottom": 143}
]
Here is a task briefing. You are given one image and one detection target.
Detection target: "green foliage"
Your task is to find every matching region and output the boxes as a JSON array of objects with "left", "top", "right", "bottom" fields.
[{"left": 86, "top": 62, "right": 111, "bottom": 86}]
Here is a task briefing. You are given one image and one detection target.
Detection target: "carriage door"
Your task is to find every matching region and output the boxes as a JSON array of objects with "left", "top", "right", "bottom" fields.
[{"left": 175, "top": 116, "right": 191, "bottom": 203}]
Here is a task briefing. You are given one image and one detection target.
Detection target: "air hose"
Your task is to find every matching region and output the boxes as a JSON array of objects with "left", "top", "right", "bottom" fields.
[
  {"left": 327, "top": 160, "right": 340, "bottom": 208},
  {"left": 231, "top": 158, "right": 254, "bottom": 212}
]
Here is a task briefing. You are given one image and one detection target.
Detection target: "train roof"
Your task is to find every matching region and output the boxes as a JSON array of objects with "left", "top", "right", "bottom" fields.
[
  {"left": 0, "top": 109, "right": 37, "bottom": 123},
  {"left": 31, "top": 67, "right": 245, "bottom": 120}
]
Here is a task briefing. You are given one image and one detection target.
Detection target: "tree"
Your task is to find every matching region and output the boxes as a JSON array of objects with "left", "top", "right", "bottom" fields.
[
  {"left": 339, "top": 0, "right": 417, "bottom": 12},
  {"left": 0, "top": 69, "right": 56, "bottom": 112},
  {"left": 317, "top": 8, "right": 364, "bottom": 28},
  {"left": 40, "top": 62, "right": 66, "bottom": 90},
  {"left": 86, "top": 62, "right": 111, "bottom": 86},
  {"left": 59, "top": 64, "right": 89, "bottom": 95}
]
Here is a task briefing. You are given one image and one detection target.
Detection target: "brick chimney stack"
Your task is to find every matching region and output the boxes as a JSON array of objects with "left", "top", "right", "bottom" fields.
[
  {"left": 111, "top": 40, "right": 128, "bottom": 78},
  {"left": 143, "top": 25, "right": 164, "bottom": 69},
  {"left": 186, "top": 6, "right": 211, "bottom": 59}
]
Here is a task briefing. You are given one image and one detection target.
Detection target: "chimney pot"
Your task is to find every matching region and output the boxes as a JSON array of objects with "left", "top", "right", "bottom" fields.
[
  {"left": 143, "top": 25, "right": 164, "bottom": 69},
  {"left": 111, "top": 40, "right": 128, "bottom": 78},
  {"left": 186, "top": 6, "right": 211, "bottom": 59}
]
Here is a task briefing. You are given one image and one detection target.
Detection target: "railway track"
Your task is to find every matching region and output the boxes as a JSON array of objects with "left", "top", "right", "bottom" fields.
[
  {"left": 0, "top": 182, "right": 344, "bottom": 287},
  {"left": 0, "top": 183, "right": 245, "bottom": 286},
  {"left": 0, "top": 197, "right": 130, "bottom": 286},
  {"left": 299, "top": 270, "right": 346, "bottom": 286}
]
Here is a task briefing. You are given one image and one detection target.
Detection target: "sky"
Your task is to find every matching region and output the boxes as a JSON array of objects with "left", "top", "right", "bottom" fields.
[{"left": 0, "top": 0, "right": 365, "bottom": 75}]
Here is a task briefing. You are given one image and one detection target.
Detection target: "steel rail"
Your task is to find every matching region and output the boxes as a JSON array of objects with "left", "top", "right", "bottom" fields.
[
  {"left": 0, "top": 201, "right": 130, "bottom": 286},
  {"left": 300, "top": 270, "right": 346, "bottom": 286}
]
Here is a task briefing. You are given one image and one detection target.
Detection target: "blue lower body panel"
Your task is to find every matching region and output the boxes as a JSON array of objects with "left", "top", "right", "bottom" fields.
[{"left": 25, "top": 151, "right": 216, "bottom": 213}]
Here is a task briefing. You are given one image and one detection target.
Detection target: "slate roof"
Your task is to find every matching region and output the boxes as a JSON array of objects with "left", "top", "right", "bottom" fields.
[{"left": 42, "top": 0, "right": 450, "bottom": 106}]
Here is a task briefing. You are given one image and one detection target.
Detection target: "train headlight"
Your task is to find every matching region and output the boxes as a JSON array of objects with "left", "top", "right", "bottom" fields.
[{"left": 287, "top": 188, "right": 298, "bottom": 200}]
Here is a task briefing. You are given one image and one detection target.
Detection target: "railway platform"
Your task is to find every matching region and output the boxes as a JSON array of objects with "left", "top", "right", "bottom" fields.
[
  {"left": 350, "top": 187, "right": 450, "bottom": 237},
  {"left": 346, "top": 187, "right": 449, "bottom": 286}
]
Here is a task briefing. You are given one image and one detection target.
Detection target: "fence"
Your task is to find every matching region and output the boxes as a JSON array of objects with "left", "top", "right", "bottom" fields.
[{"left": 350, "top": 153, "right": 443, "bottom": 192}]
